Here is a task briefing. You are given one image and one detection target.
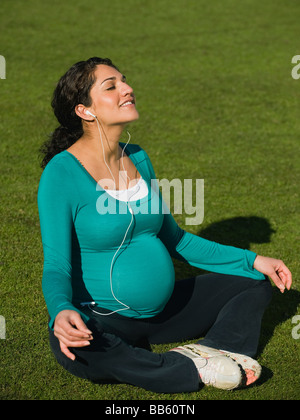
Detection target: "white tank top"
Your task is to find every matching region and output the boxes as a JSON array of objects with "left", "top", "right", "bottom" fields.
[{"left": 105, "top": 177, "right": 148, "bottom": 202}]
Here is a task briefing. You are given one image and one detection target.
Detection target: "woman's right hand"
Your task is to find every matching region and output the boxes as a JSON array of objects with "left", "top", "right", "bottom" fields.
[{"left": 54, "top": 310, "right": 93, "bottom": 361}]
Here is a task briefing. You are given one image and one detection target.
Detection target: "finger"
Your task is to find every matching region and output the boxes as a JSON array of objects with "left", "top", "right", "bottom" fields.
[
  {"left": 65, "top": 325, "right": 93, "bottom": 340},
  {"left": 62, "top": 339, "right": 91, "bottom": 348},
  {"left": 55, "top": 325, "right": 93, "bottom": 342},
  {"left": 55, "top": 316, "right": 93, "bottom": 341},
  {"left": 269, "top": 270, "right": 286, "bottom": 293},
  {"left": 60, "top": 342, "right": 76, "bottom": 361},
  {"left": 70, "top": 313, "right": 93, "bottom": 336},
  {"left": 277, "top": 266, "right": 292, "bottom": 290},
  {"left": 59, "top": 338, "right": 91, "bottom": 360}
]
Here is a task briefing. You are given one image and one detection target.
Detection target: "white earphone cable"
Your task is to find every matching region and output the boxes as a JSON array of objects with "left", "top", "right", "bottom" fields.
[{"left": 83, "top": 121, "right": 136, "bottom": 316}]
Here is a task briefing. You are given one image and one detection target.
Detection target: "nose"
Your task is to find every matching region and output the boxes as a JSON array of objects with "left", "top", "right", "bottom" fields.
[{"left": 121, "top": 81, "right": 134, "bottom": 97}]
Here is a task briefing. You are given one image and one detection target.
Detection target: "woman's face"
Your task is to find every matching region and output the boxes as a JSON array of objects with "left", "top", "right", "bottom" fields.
[{"left": 88, "top": 64, "right": 139, "bottom": 127}]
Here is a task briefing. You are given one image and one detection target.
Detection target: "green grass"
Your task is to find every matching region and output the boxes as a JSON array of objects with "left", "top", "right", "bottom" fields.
[{"left": 0, "top": 0, "right": 299, "bottom": 400}]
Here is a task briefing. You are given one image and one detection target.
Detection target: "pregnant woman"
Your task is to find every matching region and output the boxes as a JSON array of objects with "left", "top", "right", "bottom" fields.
[{"left": 38, "top": 57, "right": 292, "bottom": 393}]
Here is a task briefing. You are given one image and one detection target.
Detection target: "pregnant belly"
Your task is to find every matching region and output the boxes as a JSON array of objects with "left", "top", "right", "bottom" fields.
[{"left": 110, "top": 237, "right": 175, "bottom": 317}]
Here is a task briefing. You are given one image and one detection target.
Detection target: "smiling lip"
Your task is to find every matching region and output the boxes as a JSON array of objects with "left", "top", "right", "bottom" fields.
[{"left": 120, "top": 98, "right": 135, "bottom": 107}]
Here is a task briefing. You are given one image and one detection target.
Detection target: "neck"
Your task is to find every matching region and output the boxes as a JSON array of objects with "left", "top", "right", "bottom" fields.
[{"left": 80, "top": 121, "right": 126, "bottom": 163}]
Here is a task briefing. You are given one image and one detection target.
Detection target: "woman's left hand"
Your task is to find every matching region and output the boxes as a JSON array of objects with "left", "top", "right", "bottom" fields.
[{"left": 253, "top": 255, "right": 292, "bottom": 293}]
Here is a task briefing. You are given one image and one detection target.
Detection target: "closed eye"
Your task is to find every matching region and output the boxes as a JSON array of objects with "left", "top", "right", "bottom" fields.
[{"left": 102, "top": 74, "right": 127, "bottom": 91}]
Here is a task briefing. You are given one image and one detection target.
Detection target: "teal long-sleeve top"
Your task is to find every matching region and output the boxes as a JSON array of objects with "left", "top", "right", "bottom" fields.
[{"left": 37, "top": 144, "right": 265, "bottom": 328}]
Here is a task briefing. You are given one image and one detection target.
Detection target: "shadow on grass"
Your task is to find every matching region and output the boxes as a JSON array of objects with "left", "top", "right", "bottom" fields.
[{"left": 197, "top": 215, "right": 276, "bottom": 249}]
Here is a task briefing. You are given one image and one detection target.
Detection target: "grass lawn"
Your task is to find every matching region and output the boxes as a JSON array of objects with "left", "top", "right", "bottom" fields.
[{"left": 0, "top": 0, "right": 299, "bottom": 400}]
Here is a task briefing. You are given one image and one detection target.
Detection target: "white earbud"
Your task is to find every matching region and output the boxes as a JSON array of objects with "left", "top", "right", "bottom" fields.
[{"left": 86, "top": 110, "right": 96, "bottom": 118}]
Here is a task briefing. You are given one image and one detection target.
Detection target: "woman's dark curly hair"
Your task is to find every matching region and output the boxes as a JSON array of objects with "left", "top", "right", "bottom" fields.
[{"left": 40, "top": 57, "right": 118, "bottom": 168}]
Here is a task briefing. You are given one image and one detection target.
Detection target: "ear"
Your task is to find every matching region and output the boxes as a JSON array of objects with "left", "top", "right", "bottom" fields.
[{"left": 75, "top": 104, "right": 95, "bottom": 121}]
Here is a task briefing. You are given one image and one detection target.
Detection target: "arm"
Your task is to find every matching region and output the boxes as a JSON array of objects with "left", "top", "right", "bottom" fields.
[
  {"left": 38, "top": 160, "right": 80, "bottom": 325},
  {"left": 158, "top": 211, "right": 293, "bottom": 290},
  {"left": 158, "top": 210, "right": 266, "bottom": 280},
  {"left": 38, "top": 159, "right": 91, "bottom": 359}
]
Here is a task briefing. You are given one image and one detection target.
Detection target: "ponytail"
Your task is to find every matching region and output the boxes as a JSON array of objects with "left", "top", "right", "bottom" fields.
[{"left": 40, "top": 125, "right": 82, "bottom": 169}]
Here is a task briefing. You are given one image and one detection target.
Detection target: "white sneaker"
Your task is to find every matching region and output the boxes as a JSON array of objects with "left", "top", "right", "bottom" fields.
[{"left": 170, "top": 344, "right": 242, "bottom": 390}]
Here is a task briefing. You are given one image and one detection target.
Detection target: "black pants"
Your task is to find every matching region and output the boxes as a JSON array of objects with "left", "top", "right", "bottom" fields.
[{"left": 49, "top": 274, "right": 272, "bottom": 393}]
